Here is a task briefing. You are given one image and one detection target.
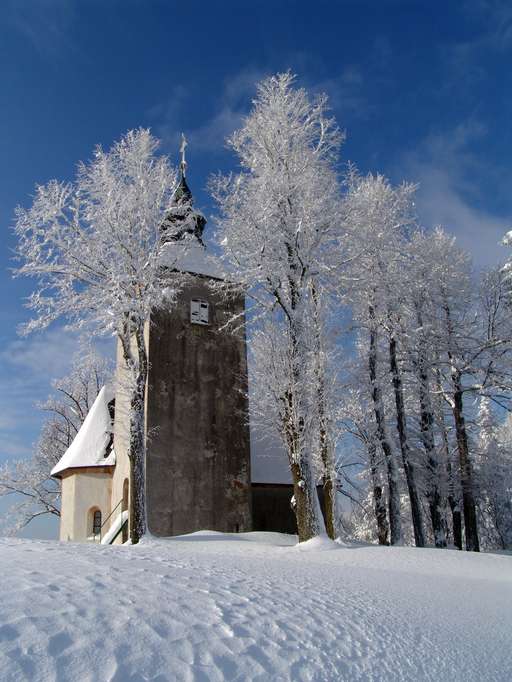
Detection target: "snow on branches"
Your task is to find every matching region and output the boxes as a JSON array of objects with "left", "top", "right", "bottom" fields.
[
  {"left": 0, "top": 346, "right": 112, "bottom": 536},
  {"left": 14, "top": 129, "right": 185, "bottom": 543},
  {"left": 212, "top": 72, "right": 345, "bottom": 541}
]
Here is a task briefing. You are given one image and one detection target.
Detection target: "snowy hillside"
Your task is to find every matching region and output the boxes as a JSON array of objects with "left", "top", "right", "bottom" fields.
[{"left": 0, "top": 534, "right": 511, "bottom": 682}]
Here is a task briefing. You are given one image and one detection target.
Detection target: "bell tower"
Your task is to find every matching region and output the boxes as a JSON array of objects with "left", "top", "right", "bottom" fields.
[{"left": 144, "top": 137, "right": 252, "bottom": 536}]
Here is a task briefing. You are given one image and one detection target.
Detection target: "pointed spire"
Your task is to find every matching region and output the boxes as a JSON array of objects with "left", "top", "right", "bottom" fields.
[{"left": 159, "top": 136, "right": 206, "bottom": 245}]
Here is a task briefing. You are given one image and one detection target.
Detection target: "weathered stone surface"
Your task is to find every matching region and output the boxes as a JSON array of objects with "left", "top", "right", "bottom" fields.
[{"left": 145, "top": 278, "right": 252, "bottom": 536}]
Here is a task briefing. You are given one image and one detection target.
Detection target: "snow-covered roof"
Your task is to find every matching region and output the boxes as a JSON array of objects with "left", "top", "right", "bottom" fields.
[
  {"left": 51, "top": 386, "right": 116, "bottom": 478},
  {"left": 159, "top": 240, "right": 226, "bottom": 280}
]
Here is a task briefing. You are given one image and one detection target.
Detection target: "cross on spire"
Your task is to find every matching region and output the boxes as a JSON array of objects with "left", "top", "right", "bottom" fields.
[{"left": 179, "top": 133, "right": 188, "bottom": 179}]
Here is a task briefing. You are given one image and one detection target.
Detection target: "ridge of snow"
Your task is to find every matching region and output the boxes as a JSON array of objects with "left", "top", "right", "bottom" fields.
[
  {"left": 51, "top": 385, "right": 115, "bottom": 477},
  {"left": 294, "top": 533, "right": 338, "bottom": 551}
]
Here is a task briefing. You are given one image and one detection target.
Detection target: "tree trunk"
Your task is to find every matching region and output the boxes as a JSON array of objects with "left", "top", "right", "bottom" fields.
[
  {"left": 311, "top": 282, "right": 336, "bottom": 540},
  {"left": 368, "top": 439, "right": 389, "bottom": 545},
  {"left": 414, "top": 307, "right": 447, "bottom": 547},
  {"left": 279, "top": 263, "right": 324, "bottom": 542},
  {"left": 442, "top": 301, "right": 479, "bottom": 552},
  {"left": 434, "top": 365, "right": 462, "bottom": 549},
  {"left": 442, "top": 418, "right": 462, "bottom": 550},
  {"left": 448, "top": 490, "right": 463, "bottom": 550},
  {"left": 317, "top": 381, "right": 336, "bottom": 540},
  {"left": 283, "top": 385, "right": 323, "bottom": 542},
  {"left": 451, "top": 373, "right": 480, "bottom": 552},
  {"left": 388, "top": 334, "right": 426, "bottom": 547},
  {"left": 290, "top": 459, "right": 322, "bottom": 542},
  {"left": 368, "top": 308, "right": 402, "bottom": 545},
  {"left": 128, "top": 374, "right": 146, "bottom": 545},
  {"left": 419, "top": 396, "right": 447, "bottom": 548},
  {"left": 121, "top": 320, "right": 148, "bottom": 545}
]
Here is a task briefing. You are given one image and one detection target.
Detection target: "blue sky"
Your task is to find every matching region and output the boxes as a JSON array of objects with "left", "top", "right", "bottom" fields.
[{"left": 1, "top": 0, "right": 512, "bottom": 537}]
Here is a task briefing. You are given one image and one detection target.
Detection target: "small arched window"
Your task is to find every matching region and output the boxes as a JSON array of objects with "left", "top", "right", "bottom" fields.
[{"left": 92, "top": 510, "right": 102, "bottom": 537}]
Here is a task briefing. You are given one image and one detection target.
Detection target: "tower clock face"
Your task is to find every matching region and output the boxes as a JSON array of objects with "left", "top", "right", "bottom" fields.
[{"left": 190, "top": 299, "right": 209, "bottom": 325}]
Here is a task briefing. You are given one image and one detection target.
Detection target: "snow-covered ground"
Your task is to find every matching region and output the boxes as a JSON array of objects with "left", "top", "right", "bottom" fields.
[{"left": 0, "top": 533, "right": 511, "bottom": 681}]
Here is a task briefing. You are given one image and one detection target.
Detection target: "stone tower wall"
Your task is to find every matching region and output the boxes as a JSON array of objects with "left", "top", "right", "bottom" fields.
[{"left": 145, "top": 278, "right": 252, "bottom": 536}]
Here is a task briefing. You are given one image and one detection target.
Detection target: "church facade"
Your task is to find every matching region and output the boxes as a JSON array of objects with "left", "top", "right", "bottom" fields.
[{"left": 52, "top": 153, "right": 294, "bottom": 544}]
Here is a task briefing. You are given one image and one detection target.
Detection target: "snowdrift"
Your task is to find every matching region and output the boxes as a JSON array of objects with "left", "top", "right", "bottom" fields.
[{"left": 0, "top": 532, "right": 511, "bottom": 681}]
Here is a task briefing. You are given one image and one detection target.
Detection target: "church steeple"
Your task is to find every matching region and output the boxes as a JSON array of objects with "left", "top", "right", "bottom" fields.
[{"left": 160, "top": 134, "right": 206, "bottom": 245}]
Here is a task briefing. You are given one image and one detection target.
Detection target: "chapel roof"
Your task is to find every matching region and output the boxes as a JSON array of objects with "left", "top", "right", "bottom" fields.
[{"left": 51, "top": 385, "right": 116, "bottom": 478}]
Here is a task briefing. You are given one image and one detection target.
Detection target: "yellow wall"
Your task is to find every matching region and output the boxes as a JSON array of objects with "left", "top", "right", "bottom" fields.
[
  {"left": 61, "top": 326, "right": 150, "bottom": 544},
  {"left": 59, "top": 468, "right": 114, "bottom": 542}
]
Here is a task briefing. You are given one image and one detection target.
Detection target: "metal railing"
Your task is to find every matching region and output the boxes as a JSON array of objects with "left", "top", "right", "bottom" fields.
[{"left": 91, "top": 499, "right": 124, "bottom": 543}]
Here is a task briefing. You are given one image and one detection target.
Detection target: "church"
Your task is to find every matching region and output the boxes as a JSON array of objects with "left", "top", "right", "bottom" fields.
[{"left": 51, "top": 145, "right": 296, "bottom": 544}]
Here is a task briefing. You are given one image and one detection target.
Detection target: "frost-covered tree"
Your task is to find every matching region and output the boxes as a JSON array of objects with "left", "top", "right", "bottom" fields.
[
  {"left": 340, "top": 171, "right": 424, "bottom": 546},
  {"left": 411, "top": 231, "right": 512, "bottom": 551},
  {"left": 211, "top": 72, "right": 344, "bottom": 541},
  {"left": 399, "top": 228, "right": 449, "bottom": 547},
  {"left": 0, "top": 346, "right": 112, "bottom": 535},
  {"left": 14, "top": 129, "right": 183, "bottom": 543},
  {"left": 475, "top": 397, "right": 512, "bottom": 550},
  {"left": 338, "top": 372, "right": 390, "bottom": 545}
]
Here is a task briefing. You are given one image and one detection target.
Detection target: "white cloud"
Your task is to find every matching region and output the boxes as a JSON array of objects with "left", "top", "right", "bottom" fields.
[
  {"left": 152, "top": 65, "right": 370, "bottom": 159},
  {"left": 440, "top": 2, "right": 512, "bottom": 92},
  {"left": 5, "top": 0, "right": 79, "bottom": 59},
  {"left": 151, "top": 67, "right": 268, "bottom": 155},
  {"left": 411, "top": 167, "right": 509, "bottom": 267},
  {"left": 0, "top": 328, "right": 115, "bottom": 464},
  {"left": 397, "top": 120, "right": 510, "bottom": 268},
  {"left": 2, "top": 329, "right": 79, "bottom": 377},
  {"left": 310, "top": 66, "right": 371, "bottom": 123}
]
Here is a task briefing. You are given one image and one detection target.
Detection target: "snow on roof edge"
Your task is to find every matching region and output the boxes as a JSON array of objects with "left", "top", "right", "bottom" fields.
[{"left": 159, "top": 241, "right": 227, "bottom": 281}]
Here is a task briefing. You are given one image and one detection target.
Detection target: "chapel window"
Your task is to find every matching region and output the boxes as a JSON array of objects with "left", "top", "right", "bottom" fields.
[{"left": 92, "top": 510, "right": 102, "bottom": 537}]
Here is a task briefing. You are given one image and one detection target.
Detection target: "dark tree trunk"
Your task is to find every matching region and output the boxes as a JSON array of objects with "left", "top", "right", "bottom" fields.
[
  {"left": 368, "top": 308, "right": 402, "bottom": 545},
  {"left": 289, "top": 459, "right": 321, "bottom": 542},
  {"left": 277, "top": 249, "right": 324, "bottom": 543},
  {"left": 419, "top": 394, "right": 447, "bottom": 548},
  {"left": 311, "top": 282, "right": 336, "bottom": 540},
  {"left": 442, "top": 302, "right": 480, "bottom": 552},
  {"left": 434, "top": 366, "right": 462, "bottom": 550},
  {"left": 451, "top": 373, "right": 480, "bottom": 552},
  {"left": 322, "top": 465, "right": 336, "bottom": 541},
  {"left": 388, "top": 334, "right": 426, "bottom": 547},
  {"left": 283, "top": 383, "right": 322, "bottom": 543},
  {"left": 448, "top": 490, "right": 463, "bottom": 550},
  {"left": 368, "top": 439, "right": 389, "bottom": 545},
  {"left": 128, "top": 375, "right": 146, "bottom": 545},
  {"left": 121, "top": 320, "right": 148, "bottom": 545},
  {"left": 415, "top": 307, "right": 447, "bottom": 547},
  {"left": 317, "top": 386, "right": 336, "bottom": 540},
  {"left": 317, "top": 354, "right": 336, "bottom": 540}
]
